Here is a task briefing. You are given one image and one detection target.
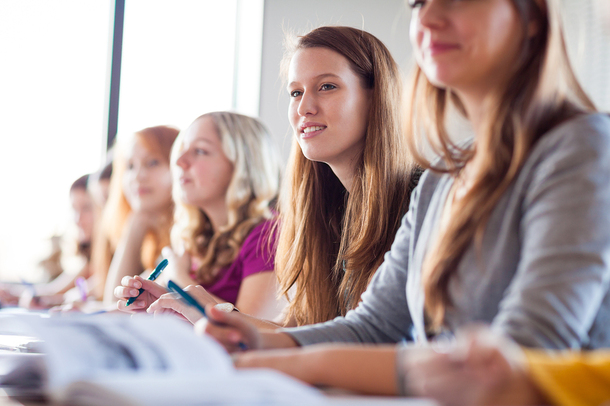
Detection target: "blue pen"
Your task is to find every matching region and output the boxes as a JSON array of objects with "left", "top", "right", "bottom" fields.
[
  {"left": 126, "top": 259, "right": 169, "bottom": 307},
  {"left": 166, "top": 280, "right": 248, "bottom": 351}
]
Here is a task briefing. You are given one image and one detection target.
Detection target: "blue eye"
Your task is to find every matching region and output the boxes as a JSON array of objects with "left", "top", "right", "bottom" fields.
[
  {"left": 320, "top": 83, "right": 336, "bottom": 91},
  {"left": 290, "top": 90, "right": 303, "bottom": 98},
  {"left": 195, "top": 148, "right": 209, "bottom": 156}
]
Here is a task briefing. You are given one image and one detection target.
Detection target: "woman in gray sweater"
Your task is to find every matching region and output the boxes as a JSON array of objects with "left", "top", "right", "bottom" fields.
[{"left": 199, "top": 0, "right": 610, "bottom": 395}]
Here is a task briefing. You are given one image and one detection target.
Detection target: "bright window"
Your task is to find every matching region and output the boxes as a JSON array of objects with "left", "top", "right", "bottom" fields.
[
  {"left": 0, "top": 0, "right": 112, "bottom": 281},
  {"left": 0, "top": 0, "right": 264, "bottom": 282}
]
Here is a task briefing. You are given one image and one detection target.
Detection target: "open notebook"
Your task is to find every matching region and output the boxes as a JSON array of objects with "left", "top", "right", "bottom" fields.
[{"left": 0, "top": 313, "right": 323, "bottom": 406}]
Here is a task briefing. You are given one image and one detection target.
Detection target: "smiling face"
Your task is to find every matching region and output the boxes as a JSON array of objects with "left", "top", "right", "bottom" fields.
[
  {"left": 287, "top": 47, "right": 371, "bottom": 169},
  {"left": 409, "top": 0, "right": 523, "bottom": 96},
  {"left": 174, "top": 116, "right": 234, "bottom": 211},
  {"left": 121, "top": 138, "right": 173, "bottom": 213}
]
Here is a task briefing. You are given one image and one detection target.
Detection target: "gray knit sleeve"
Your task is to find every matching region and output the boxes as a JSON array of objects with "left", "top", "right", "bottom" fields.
[{"left": 491, "top": 114, "right": 610, "bottom": 349}]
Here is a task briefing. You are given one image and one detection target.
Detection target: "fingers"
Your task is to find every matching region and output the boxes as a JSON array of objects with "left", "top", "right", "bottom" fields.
[
  {"left": 195, "top": 318, "right": 247, "bottom": 353},
  {"left": 135, "top": 277, "right": 168, "bottom": 298},
  {"left": 184, "top": 285, "right": 218, "bottom": 306},
  {"left": 193, "top": 305, "right": 257, "bottom": 353},
  {"left": 117, "top": 298, "right": 147, "bottom": 313},
  {"left": 147, "top": 292, "right": 204, "bottom": 324}
]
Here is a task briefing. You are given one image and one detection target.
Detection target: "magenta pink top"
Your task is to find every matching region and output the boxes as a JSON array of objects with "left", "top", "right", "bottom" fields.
[{"left": 190, "top": 220, "right": 276, "bottom": 304}]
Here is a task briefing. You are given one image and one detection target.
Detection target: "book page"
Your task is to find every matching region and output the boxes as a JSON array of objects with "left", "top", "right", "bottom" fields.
[{"left": 6, "top": 313, "right": 232, "bottom": 391}]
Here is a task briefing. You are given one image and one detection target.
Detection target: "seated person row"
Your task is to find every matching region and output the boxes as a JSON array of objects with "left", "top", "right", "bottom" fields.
[
  {"left": 96, "top": 115, "right": 283, "bottom": 319},
  {"left": 115, "top": 26, "right": 422, "bottom": 326},
  {"left": 181, "top": 0, "right": 610, "bottom": 397}
]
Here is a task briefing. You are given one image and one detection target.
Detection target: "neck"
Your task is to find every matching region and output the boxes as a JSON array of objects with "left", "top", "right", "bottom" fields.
[
  {"left": 201, "top": 201, "right": 229, "bottom": 232},
  {"left": 327, "top": 153, "right": 361, "bottom": 194},
  {"left": 454, "top": 89, "right": 488, "bottom": 138}
]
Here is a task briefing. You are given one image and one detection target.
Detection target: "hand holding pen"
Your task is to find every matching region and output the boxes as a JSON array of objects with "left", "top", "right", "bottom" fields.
[
  {"left": 167, "top": 280, "right": 250, "bottom": 351},
  {"left": 115, "top": 259, "right": 169, "bottom": 312}
]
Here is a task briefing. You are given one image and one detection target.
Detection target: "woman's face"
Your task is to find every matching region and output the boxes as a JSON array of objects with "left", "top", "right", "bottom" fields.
[
  {"left": 70, "top": 188, "right": 94, "bottom": 243},
  {"left": 287, "top": 47, "right": 371, "bottom": 168},
  {"left": 174, "top": 117, "right": 234, "bottom": 210},
  {"left": 122, "top": 138, "right": 173, "bottom": 213},
  {"left": 410, "top": 0, "right": 523, "bottom": 95}
]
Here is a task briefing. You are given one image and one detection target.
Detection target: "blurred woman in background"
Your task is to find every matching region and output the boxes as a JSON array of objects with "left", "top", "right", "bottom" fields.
[{"left": 93, "top": 125, "right": 179, "bottom": 304}]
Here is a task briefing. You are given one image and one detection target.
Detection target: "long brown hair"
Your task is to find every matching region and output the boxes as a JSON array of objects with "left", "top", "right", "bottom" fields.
[
  {"left": 90, "top": 125, "right": 179, "bottom": 299},
  {"left": 277, "top": 26, "right": 415, "bottom": 325},
  {"left": 171, "top": 112, "right": 281, "bottom": 285},
  {"left": 406, "top": 0, "right": 596, "bottom": 329}
]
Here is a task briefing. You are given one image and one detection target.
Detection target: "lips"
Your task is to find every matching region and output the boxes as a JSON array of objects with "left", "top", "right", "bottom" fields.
[
  {"left": 299, "top": 122, "right": 327, "bottom": 139},
  {"left": 427, "top": 41, "right": 460, "bottom": 56}
]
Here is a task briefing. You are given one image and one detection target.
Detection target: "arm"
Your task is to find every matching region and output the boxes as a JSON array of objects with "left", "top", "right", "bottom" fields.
[
  {"left": 234, "top": 271, "right": 286, "bottom": 320},
  {"left": 31, "top": 262, "right": 90, "bottom": 297},
  {"left": 492, "top": 119, "right": 610, "bottom": 348},
  {"left": 103, "top": 214, "right": 149, "bottom": 304},
  {"left": 234, "top": 345, "right": 399, "bottom": 395}
]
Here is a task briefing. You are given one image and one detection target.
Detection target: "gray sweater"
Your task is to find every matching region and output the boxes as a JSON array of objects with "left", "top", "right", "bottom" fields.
[{"left": 286, "top": 113, "right": 610, "bottom": 350}]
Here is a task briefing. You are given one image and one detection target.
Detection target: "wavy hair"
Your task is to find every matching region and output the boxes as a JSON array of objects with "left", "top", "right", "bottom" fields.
[
  {"left": 91, "top": 125, "right": 179, "bottom": 299},
  {"left": 171, "top": 112, "right": 281, "bottom": 284},
  {"left": 277, "top": 26, "right": 416, "bottom": 325},
  {"left": 406, "top": 0, "right": 596, "bottom": 329}
]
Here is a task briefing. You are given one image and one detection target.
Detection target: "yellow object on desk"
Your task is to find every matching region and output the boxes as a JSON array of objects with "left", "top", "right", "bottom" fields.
[{"left": 524, "top": 349, "right": 610, "bottom": 406}]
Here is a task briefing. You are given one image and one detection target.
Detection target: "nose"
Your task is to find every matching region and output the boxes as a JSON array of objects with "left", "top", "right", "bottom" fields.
[
  {"left": 417, "top": 0, "right": 447, "bottom": 30},
  {"left": 296, "top": 90, "right": 317, "bottom": 117},
  {"left": 74, "top": 211, "right": 84, "bottom": 227},
  {"left": 176, "top": 150, "right": 189, "bottom": 169},
  {"left": 134, "top": 164, "right": 147, "bottom": 181}
]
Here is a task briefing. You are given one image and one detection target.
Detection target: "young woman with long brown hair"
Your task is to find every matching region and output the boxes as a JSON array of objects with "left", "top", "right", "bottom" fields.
[
  {"left": 198, "top": 0, "right": 610, "bottom": 395},
  {"left": 135, "top": 26, "right": 421, "bottom": 327}
]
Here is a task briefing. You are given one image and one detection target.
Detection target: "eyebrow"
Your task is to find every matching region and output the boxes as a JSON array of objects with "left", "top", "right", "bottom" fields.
[
  {"left": 287, "top": 73, "right": 342, "bottom": 89},
  {"left": 191, "top": 138, "right": 215, "bottom": 145}
]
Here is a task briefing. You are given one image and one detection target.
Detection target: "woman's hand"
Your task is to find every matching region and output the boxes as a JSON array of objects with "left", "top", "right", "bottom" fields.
[
  {"left": 115, "top": 275, "right": 167, "bottom": 312},
  {"left": 147, "top": 285, "right": 219, "bottom": 324},
  {"left": 406, "top": 328, "right": 544, "bottom": 406},
  {"left": 194, "top": 305, "right": 264, "bottom": 352}
]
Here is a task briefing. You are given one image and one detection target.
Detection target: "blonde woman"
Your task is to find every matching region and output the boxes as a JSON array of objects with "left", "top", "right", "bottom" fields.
[
  {"left": 199, "top": 0, "right": 610, "bottom": 396},
  {"left": 115, "top": 112, "right": 283, "bottom": 320}
]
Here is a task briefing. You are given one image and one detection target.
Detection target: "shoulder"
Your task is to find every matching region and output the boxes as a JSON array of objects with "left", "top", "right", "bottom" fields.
[
  {"left": 523, "top": 113, "right": 610, "bottom": 179},
  {"left": 242, "top": 219, "right": 277, "bottom": 247},
  {"left": 532, "top": 113, "right": 610, "bottom": 158},
  {"left": 237, "top": 218, "right": 277, "bottom": 276},
  {"left": 239, "top": 218, "right": 277, "bottom": 261}
]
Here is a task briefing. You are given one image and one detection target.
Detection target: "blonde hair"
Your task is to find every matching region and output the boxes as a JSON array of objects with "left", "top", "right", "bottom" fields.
[
  {"left": 406, "top": 0, "right": 596, "bottom": 329},
  {"left": 91, "top": 125, "right": 179, "bottom": 299},
  {"left": 276, "top": 26, "right": 416, "bottom": 326},
  {"left": 171, "top": 112, "right": 281, "bottom": 284}
]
